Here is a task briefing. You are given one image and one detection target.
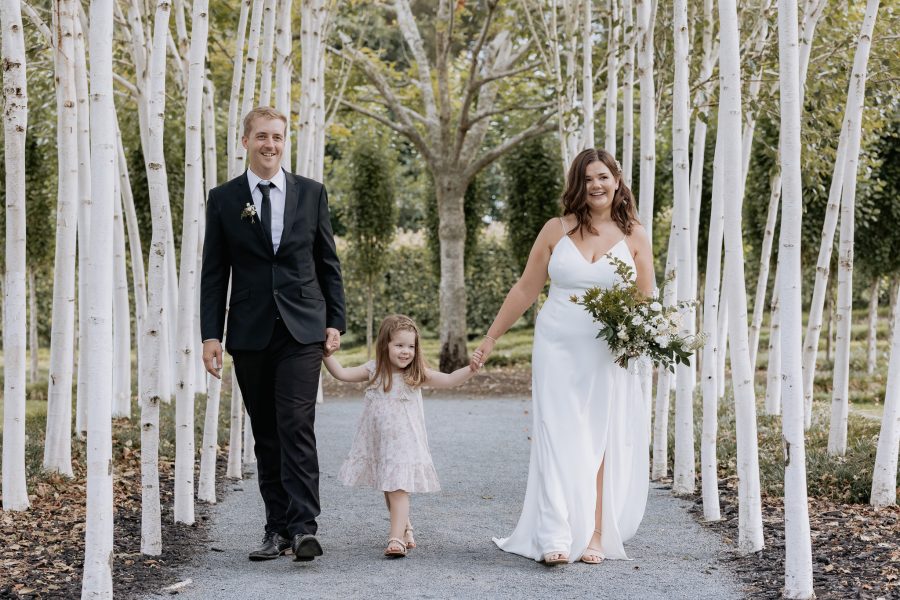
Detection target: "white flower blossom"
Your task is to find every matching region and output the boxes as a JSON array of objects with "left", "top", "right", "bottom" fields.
[
  {"left": 632, "top": 315, "right": 644, "bottom": 326},
  {"left": 654, "top": 335, "right": 670, "bottom": 348},
  {"left": 650, "top": 301, "right": 662, "bottom": 312},
  {"left": 617, "top": 330, "right": 629, "bottom": 341}
]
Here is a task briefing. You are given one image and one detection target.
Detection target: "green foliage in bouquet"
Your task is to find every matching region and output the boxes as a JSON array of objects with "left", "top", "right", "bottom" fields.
[{"left": 571, "top": 255, "right": 706, "bottom": 372}]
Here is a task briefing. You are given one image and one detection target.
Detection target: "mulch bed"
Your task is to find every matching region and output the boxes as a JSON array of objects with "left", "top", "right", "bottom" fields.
[
  {"left": 0, "top": 433, "right": 229, "bottom": 599},
  {"left": 685, "top": 478, "right": 900, "bottom": 599}
]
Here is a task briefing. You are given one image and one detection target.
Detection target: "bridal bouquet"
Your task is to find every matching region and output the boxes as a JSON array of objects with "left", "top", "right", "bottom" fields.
[{"left": 570, "top": 256, "right": 706, "bottom": 372}]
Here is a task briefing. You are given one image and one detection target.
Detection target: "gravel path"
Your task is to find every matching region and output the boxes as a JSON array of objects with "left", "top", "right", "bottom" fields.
[{"left": 144, "top": 397, "right": 746, "bottom": 599}]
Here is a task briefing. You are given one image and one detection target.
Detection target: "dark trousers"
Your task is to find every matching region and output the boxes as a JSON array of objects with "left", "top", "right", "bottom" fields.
[{"left": 231, "top": 319, "right": 324, "bottom": 538}]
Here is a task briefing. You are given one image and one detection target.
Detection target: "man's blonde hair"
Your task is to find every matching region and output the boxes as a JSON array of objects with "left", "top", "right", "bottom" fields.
[{"left": 242, "top": 106, "right": 288, "bottom": 137}]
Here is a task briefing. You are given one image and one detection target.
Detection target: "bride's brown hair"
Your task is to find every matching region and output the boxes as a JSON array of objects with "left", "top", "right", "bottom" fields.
[
  {"left": 561, "top": 148, "right": 639, "bottom": 237},
  {"left": 371, "top": 314, "right": 428, "bottom": 392}
]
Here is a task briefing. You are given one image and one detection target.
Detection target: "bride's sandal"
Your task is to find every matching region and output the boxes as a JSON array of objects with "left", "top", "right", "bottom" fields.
[
  {"left": 542, "top": 551, "right": 569, "bottom": 566},
  {"left": 580, "top": 547, "right": 604, "bottom": 564},
  {"left": 580, "top": 528, "right": 604, "bottom": 564},
  {"left": 403, "top": 526, "right": 416, "bottom": 549},
  {"left": 384, "top": 537, "right": 408, "bottom": 558}
]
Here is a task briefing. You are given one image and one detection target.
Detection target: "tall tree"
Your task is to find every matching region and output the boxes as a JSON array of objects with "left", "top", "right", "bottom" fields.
[
  {"left": 139, "top": 0, "right": 173, "bottom": 556},
  {"left": 828, "top": 0, "right": 880, "bottom": 456},
  {"left": 718, "top": 0, "right": 764, "bottom": 553},
  {"left": 671, "top": 0, "right": 695, "bottom": 496},
  {"left": 1, "top": 0, "right": 30, "bottom": 512},
  {"left": 82, "top": 0, "right": 116, "bottom": 594},
  {"left": 348, "top": 134, "right": 396, "bottom": 357},
  {"left": 504, "top": 136, "right": 563, "bottom": 273},
  {"left": 802, "top": 0, "right": 879, "bottom": 429},
  {"left": 173, "top": 0, "right": 210, "bottom": 525},
  {"left": 339, "top": 0, "right": 555, "bottom": 370},
  {"left": 604, "top": 0, "right": 619, "bottom": 154},
  {"left": 777, "top": 0, "right": 814, "bottom": 594},
  {"left": 43, "top": 0, "right": 79, "bottom": 476},
  {"left": 871, "top": 281, "right": 900, "bottom": 507}
]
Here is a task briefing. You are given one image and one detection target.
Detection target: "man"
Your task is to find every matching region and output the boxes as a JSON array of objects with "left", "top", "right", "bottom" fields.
[{"left": 200, "top": 106, "right": 345, "bottom": 563}]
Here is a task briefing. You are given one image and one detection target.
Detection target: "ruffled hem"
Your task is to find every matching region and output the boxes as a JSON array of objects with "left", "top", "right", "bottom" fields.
[{"left": 338, "top": 458, "right": 441, "bottom": 493}]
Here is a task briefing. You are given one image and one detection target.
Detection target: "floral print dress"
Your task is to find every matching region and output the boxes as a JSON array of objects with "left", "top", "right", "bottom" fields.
[{"left": 338, "top": 361, "right": 441, "bottom": 493}]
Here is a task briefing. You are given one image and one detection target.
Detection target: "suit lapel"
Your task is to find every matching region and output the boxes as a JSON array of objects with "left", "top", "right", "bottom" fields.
[
  {"left": 278, "top": 172, "right": 299, "bottom": 254},
  {"left": 237, "top": 173, "right": 274, "bottom": 255}
]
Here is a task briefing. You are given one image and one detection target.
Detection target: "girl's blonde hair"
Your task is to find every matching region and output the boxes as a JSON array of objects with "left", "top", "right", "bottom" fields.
[{"left": 371, "top": 314, "right": 428, "bottom": 392}]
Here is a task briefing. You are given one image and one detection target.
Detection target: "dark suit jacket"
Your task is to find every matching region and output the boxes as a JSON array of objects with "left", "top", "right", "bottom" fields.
[{"left": 200, "top": 170, "right": 346, "bottom": 352}]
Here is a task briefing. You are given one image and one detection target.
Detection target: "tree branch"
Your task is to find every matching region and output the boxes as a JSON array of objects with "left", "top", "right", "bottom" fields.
[
  {"left": 468, "top": 100, "right": 555, "bottom": 127},
  {"left": 463, "top": 114, "right": 556, "bottom": 181},
  {"left": 21, "top": 1, "right": 51, "bottom": 44},
  {"left": 390, "top": 0, "right": 438, "bottom": 124},
  {"left": 339, "top": 99, "right": 434, "bottom": 164}
]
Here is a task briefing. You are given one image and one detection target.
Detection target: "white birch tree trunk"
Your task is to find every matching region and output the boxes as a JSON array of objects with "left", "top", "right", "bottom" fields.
[
  {"left": 866, "top": 278, "right": 879, "bottom": 374},
  {"left": 273, "top": 0, "right": 292, "bottom": 169},
  {"left": 243, "top": 407, "right": 256, "bottom": 464},
  {"left": 635, "top": 0, "right": 656, "bottom": 428},
  {"left": 803, "top": 0, "right": 878, "bottom": 429},
  {"left": 236, "top": 0, "right": 264, "bottom": 167},
  {"left": 688, "top": 0, "right": 714, "bottom": 300},
  {"left": 296, "top": 0, "right": 327, "bottom": 180},
  {"left": 226, "top": 366, "right": 244, "bottom": 479},
  {"left": 888, "top": 276, "right": 899, "bottom": 343},
  {"left": 227, "top": 0, "right": 251, "bottom": 177},
  {"left": 604, "top": 0, "right": 619, "bottom": 154},
  {"left": 139, "top": 0, "right": 173, "bottom": 556},
  {"left": 749, "top": 170, "right": 782, "bottom": 370},
  {"left": 620, "top": 0, "right": 634, "bottom": 183},
  {"left": 44, "top": 0, "right": 79, "bottom": 476},
  {"left": 581, "top": 0, "right": 594, "bottom": 149},
  {"left": 81, "top": 0, "right": 116, "bottom": 594},
  {"left": 173, "top": 0, "right": 210, "bottom": 525},
  {"left": 28, "top": 268, "right": 38, "bottom": 383},
  {"left": 766, "top": 266, "right": 783, "bottom": 415},
  {"left": 117, "top": 130, "right": 147, "bottom": 403},
  {"left": 112, "top": 160, "right": 131, "bottom": 418},
  {"left": 870, "top": 281, "right": 900, "bottom": 507},
  {"left": 636, "top": 0, "right": 655, "bottom": 240},
  {"left": 651, "top": 237, "right": 677, "bottom": 480},
  {"left": 777, "top": 0, "right": 814, "bottom": 591},
  {"left": 74, "top": 13, "right": 91, "bottom": 436},
  {"left": 718, "top": 0, "right": 763, "bottom": 552},
  {"left": 671, "top": 0, "right": 695, "bottom": 496},
  {"left": 1, "top": 0, "right": 30, "bottom": 512},
  {"left": 828, "top": 0, "right": 879, "bottom": 457},
  {"left": 700, "top": 134, "right": 724, "bottom": 521},
  {"left": 258, "top": 0, "right": 276, "bottom": 105},
  {"left": 197, "top": 372, "right": 221, "bottom": 503}
]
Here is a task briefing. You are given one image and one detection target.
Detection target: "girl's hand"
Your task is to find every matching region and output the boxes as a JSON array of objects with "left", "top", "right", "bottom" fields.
[{"left": 470, "top": 337, "right": 496, "bottom": 371}]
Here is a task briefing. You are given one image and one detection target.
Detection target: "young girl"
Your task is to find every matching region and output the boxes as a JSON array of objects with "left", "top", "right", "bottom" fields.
[{"left": 323, "top": 314, "right": 478, "bottom": 558}]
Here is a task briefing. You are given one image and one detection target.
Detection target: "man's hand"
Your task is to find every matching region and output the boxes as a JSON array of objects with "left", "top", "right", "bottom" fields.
[
  {"left": 203, "top": 339, "right": 224, "bottom": 379},
  {"left": 324, "top": 328, "right": 341, "bottom": 357}
]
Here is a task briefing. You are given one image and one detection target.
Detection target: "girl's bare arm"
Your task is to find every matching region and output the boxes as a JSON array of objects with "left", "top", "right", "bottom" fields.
[
  {"left": 322, "top": 355, "right": 370, "bottom": 383},
  {"left": 424, "top": 365, "right": 477, "bottom": 389}
]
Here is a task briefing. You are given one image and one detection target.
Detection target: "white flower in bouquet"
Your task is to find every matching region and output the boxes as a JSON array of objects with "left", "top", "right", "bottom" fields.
[
  {"left": 632, "top": 315, "right": 645, "bottom": 326},
  {"left": 617, "top": 329, "right": 629, "bottom": 341},
  {"left": 654, "top": 335, "right": 670, "bottom": 348},
  {"left": 650, "top": 301, "right": 662, "bottom": 312}
]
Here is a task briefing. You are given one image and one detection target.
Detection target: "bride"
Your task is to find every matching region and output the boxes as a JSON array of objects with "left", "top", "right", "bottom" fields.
[{"left": 472, "top": 148, "right": 654, "bottom": 565}]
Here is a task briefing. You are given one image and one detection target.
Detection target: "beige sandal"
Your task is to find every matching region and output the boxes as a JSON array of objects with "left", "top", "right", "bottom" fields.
[
  {"left": 580, "top": 529, "right": 604, "bottom": 564},
  {"left": 384, "top": 537, "right": 408, "bottom": 558},
  {"left": 403, "top": 525, "right": 416, "bottom": 549},
  {"left": 542, "top": 551, "right": 569, "bottom": 565}
]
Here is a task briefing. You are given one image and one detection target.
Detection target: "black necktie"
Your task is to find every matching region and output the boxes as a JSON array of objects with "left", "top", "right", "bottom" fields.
[{"left": 258, "top": 182, "right": 272, "bottom": 244}]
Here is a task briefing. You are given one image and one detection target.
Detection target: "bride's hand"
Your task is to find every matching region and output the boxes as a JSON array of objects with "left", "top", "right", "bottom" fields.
[{"left": 470, "top": 337, "right": 496, "bottom": 371}]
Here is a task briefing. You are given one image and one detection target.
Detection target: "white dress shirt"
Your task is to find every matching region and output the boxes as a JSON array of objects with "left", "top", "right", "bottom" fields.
[{"left": 247, "top": 167, "right": 287, "bottom": 253}]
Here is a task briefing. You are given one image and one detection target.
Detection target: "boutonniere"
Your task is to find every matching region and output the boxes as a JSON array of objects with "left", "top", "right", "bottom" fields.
[{"left": 241, "top": 202, "right": 257, "bottom": 223}]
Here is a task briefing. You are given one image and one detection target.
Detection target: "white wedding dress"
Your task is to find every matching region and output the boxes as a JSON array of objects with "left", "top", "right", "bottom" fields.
[{"left": 494, "top": 230, "right": 649, "bottom": 562}]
